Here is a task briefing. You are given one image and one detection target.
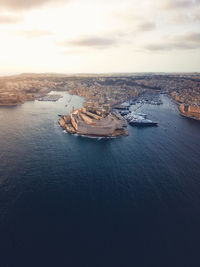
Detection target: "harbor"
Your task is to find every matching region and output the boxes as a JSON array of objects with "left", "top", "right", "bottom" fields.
[
  {"left": 1, "top": 90, "right": 200, "bottom": 267},
  {"left": 38, "top": 94, "right": 63, "bottom": 102},
  {"left": 124, "top": 113, "right": 158, "bottom": 126},
  {"left": 113, "top": 93, "right": 161, "bottom": 127}
]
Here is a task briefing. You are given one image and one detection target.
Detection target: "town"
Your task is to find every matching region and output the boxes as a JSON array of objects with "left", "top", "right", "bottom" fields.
[{"left": 0, "top": 73, "right": 200, "bottom": 120}]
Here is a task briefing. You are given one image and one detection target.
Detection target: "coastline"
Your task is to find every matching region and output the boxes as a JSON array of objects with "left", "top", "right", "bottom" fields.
[
  {"left": 63, "top": 130, "right": 118, "bottom": 139},
  {"left": 179, "top": 111, "right": 200, "bottom": 121},
  {"left": 168, "top": 94, "right": 200, "bottom": 121},
  {"left": 0, "top": 102, "right": 23, "bottom": 106}
]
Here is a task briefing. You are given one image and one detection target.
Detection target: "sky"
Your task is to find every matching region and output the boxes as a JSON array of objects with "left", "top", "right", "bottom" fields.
[{"left": 0, "top": 0, "right": 199, "bottom": 74}]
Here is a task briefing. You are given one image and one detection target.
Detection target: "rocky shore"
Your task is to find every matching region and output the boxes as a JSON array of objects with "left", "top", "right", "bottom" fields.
[{"left": 58, "top": 103, "right": 128, "bottom": 138}]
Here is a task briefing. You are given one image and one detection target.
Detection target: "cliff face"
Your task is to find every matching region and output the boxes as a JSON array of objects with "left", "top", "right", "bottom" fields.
[{"left": 179, "top": 104, "right": 200, "bottom": 120}]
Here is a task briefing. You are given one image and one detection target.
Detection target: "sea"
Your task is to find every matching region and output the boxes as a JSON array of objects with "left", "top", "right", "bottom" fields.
[{"left": 0, "top": 92, "right": 200, "bottom": 267}]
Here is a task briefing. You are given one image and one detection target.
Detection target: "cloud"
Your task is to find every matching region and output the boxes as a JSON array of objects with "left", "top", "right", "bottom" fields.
[
  {"left": 18, "top": 30, "right": 52, "bottom": 38},
  {"left": 172, "top": 11, "right": 200, "bottom": 23},
  {"left": 145, "top": 44, "right": 172, "bottom": 51},
  {"left": 0, "top": 15, "right": 22, "bottom": 24},
  {"left": 61, "top": 49, "right": 87, "bottom": 55},
  {"left": 158, "top": 0, "right": 200, "bottom": 9},
  {"left": 57, "top": 36, "right": 118, "bottom": 49},
  {"left": 144, "top": 31, "right": 200, "bottom": 51},
  {"left": 145, "top": 43, "right": 198, "bottom": 51},
  {"left": 193, "top": 13, "right": 200, "bottom": 21},
  {"left": 0, "top": 0, "right": 68, "bottom": 10},
  {"left": 136, "top": 22, "right": 156, "bottom": 32},
  {"left": 183, "top": 32, "right": 200, "bottom": 42}
]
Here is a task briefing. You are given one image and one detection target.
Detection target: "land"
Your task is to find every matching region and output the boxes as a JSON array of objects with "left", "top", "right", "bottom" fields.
[
  {"left": 0, "top": 73, "right": 68, "bottom": 106},
  {"left": 38, "top": 94, "right": 63, "bottom": 101},
  {"left": 0, "top": 73, "right": 200, "bottom": 130},
  {"left": 58, "top": 102, "right": 128, "bottom": 137}
]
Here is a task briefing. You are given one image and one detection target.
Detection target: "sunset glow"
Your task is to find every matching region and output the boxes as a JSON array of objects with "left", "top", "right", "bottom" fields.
[{"left": 0, "top": 0, "right": 200, "bottom": 73}]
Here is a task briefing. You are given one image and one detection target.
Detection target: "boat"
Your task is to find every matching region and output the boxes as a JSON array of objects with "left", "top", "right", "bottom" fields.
[
  {"left": 136, "top": 113, "right": 147, "bottom": 118},
  {"left": 129, "top": 119, "right": 158, "bottom": 126},
  {"left": 120, "top": 110, "right": 130, "bottom": 116},
  {"left": 121, "top": 102, "right": 131, "bottom": 108},
  {"left": 125, "top": 112, "right": 158, "bottom": 126}
]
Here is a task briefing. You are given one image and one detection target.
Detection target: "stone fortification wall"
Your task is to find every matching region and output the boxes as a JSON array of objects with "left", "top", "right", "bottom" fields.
[
  {"left": 71, "top": 112, "right": 123, "bottom": 136},
  {"left": 179, "top": 104, "right": 200, "bottom": 119}
]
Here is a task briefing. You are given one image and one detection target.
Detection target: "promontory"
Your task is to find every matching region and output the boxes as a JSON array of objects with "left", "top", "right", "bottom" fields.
[{"left": 58, "top": 102, "right": 128, "bottom": 137}]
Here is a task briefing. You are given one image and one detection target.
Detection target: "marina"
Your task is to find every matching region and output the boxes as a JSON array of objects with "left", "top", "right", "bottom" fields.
[
  {"left": 125, "top": 112, "right": 158, "bottom": 126},
  {"left": 38, "top": 94, "right": 63, "bottom": 102},
  {"left": 113, "top": 95, "right": 160, "bottom": 127}
]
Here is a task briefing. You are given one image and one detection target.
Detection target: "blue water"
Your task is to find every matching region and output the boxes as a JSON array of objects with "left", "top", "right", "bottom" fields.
[{"left": 0, "top": 92, "right": 200, "bottom": 267}]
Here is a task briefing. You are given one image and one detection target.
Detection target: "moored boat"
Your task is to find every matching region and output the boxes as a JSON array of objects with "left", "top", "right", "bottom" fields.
[
  {"left": 125, "top": 112, "right": 158, "bottom": 126},
  {"left": 129, "top": 119, "right": 158, "bottom": 126}
]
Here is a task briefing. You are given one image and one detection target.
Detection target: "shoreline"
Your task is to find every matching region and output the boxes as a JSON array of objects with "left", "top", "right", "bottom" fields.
[
  {"left": 179, "top": 111, "right": 200, "bottom": 121},
  {"left": 0, "top": 103, "right": 23, "bottom": 107},
  {"left": 63, "top": 130, "right": 118, "bottom": 139},
  {"left": 168, "top": 94, "right": 200, "bottom": 121}
]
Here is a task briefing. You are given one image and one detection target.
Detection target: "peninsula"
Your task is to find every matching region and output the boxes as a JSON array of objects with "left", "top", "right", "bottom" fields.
[{"left": 59, "top": 102, "right": 128, "bottom": 137}]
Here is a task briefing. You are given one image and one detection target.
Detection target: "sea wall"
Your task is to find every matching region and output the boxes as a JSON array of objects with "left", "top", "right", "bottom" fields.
[{"left": 179, "top": 104, "right": 200, "bottom": 120}]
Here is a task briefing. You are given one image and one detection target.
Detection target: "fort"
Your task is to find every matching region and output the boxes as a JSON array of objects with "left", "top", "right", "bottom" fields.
[{"left": 59, "top": 102, "right": 128, "bottom": 137}]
